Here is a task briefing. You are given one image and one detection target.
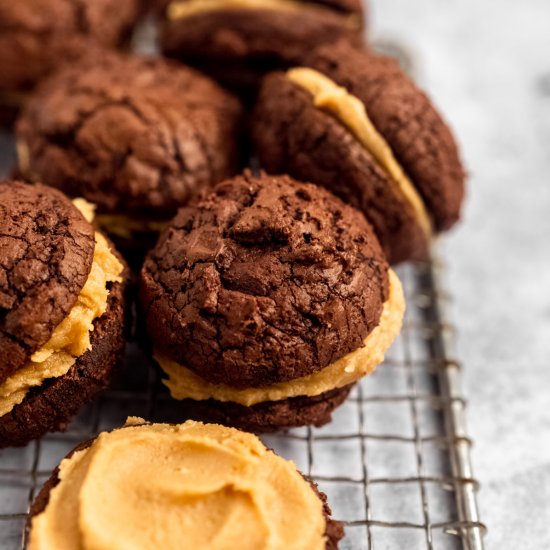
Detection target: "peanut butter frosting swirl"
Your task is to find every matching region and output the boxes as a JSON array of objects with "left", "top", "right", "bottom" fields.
[{"left": 28, "top": 420, "right": 327, "bottom": 550}]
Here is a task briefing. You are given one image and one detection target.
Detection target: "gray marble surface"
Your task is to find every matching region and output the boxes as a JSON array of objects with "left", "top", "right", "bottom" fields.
[{"left": 370, "top": 1, "right": 550, "bottom": 548}]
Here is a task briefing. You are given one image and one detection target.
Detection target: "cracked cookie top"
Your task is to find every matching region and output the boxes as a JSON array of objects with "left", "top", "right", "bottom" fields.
[
  {"left": 16, "top": 51, "right": 243, "bottom": 218},
  {"left": 140, "top": 172, "right": 389, "bottom": 388},
  {"left": 0, "top": 182, "right": 95, "bottom": 383},
  {"left": 0, "top": 0, "right": 142, "bottom": 95}
]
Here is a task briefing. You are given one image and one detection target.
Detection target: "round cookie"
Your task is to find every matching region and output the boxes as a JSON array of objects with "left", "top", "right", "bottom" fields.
[
  {"left": 141, "top": 171, "right": 389, "bottom": 388},
  {"left": 0, "top": 0, "right": 143, "bottom": 119},
  {"left": 141, "top": 171, "right": 405, "bottom": 431},
  {"left": 26, "top": 420, "right": 345, "bottom": 550},
  {"left": 159, "top": 0, "right": 365, "bottom": 96},
  {"left": 252, "top": 40, "right": 465, "bottom": 263},
  {"left": 0, "top": 181, "right": 127, "bottom": 448},
  {"left": 15, "top": 51, "right": 243, "bottom": 259},
  {"left": 0, "top": 182, "right": 95, "bottom": 382}
]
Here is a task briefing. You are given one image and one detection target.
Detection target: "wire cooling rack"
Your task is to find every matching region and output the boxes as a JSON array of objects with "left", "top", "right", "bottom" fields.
[{"left": 0, "top": 253, "right": 486, "bottom": 550}]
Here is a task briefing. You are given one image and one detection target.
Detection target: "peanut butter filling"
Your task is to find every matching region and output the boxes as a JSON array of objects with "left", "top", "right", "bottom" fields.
[
  {"left": 167, "top": 0, "right": 360, "bottom": 28},
  {"left": 16, "top": 139, "right": 32, "bottom": 180},
  {"left": 287, "top": 68, "right": 432, "bottom": 236},
  {"left": 0, "top": 202, "right": 123, "bottom": 417},
  {"left": 157, "top": 269, "right": 404, "bottom": 407},
  {"left": 72, "top": 198, "right": 96, "bottom": 223},
  {"left": 28, "top": 420, "right": 327, "bottom": 550}
]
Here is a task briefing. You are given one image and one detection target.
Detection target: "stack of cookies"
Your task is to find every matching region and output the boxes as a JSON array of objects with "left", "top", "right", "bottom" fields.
[
  {"left": 0, "top": 1, "right": 465, "bottom": 547},
  {"left": 140, "top": 172, "right": 405, "bottom": 432}
]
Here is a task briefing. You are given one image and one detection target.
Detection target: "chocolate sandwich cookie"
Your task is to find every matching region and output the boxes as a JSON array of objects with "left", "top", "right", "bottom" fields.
[
  {"left": 15, "top": 51, "right": 243, "bottom": 263},
  {"left": 140, "top": 171, "right": 405, "bottom": 431},
  {"left": 0, "top": 182, "right": 127, "bottom": 448},
  {"left": 252, "top": 41, "right": 465, "bottom": 263},
  {"left": 0, "top": 0, "right": 143, "bottom": 123},
  {"left": 159, "top": 0, "right": 365, "bottom": 96},
  {"left": 27, "top": 419, "right": 345, "bottom": 549}
]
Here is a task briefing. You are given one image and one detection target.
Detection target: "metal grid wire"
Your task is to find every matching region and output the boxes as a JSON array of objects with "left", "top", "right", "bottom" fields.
[{"left": 0, "top": 254, "right": 486, "bottom": 550}]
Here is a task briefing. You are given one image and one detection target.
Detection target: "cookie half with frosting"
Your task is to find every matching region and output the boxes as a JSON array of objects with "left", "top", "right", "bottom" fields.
[
  {"left": 140, "top": 172, "right": 404, "bottom": 431},
  {"left": 15, "top": 51, "right": 243, "bottom": 262},
  {"left": 159, "top": 0, "right": 365, "bottom": 95},
  {"left": 0, "top": 0, "right": 143, "bottom": 123},
  {"left": 0, "top": 182, "right": 127, "bottom": 448},
  {"left": 252, "top": 41, "right": 466, "bottom": 263},
  {"left": 26, "top": 419, "right": 344, "bottom": 549}
]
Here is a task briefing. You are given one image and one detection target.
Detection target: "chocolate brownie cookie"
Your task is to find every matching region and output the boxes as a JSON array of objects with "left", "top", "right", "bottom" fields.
[
  {"left": 0, "top": 182, "right": 95, "bottom": 382},
  {"left": 16, "top": 51, "right": 243, "bottom": 258},
  {"left": 142, "top": 171, "right": 388, "bottom": 387},
  {"left": 0, "top": 277, "right": 125, "bottom": 448},
  {"left": 252, "top": 41, "right": 466, "bottom": 263},
  {"left": 0, "top": 182, "right": 127, "bottom": 448},
  {"left": 141, "top": 172, "right": 405, "bottom": 430},
  {"left": 159, "top": 0, "right": 365, "bottom": 96},
  {"left": 0, "top": 0, "right": 143, "bottom": 119},
  {"left": 26, "top": 420, "right": 344, "bottom": 549}
]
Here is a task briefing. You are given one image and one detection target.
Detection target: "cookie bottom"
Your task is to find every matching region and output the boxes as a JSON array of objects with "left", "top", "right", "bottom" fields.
[
  {"left": 0, "top": 91, "right": 27, "bottom": 127},
  {"left": 178, "top": 383, "right": 354, "bottom": 433},
  {"left": 0, "top": 280, "right": 126, "bottom": 448}
]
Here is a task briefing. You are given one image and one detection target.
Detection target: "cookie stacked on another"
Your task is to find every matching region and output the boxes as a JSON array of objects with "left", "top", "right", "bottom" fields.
[
  {"left": 15, "top": 51, "right": 243, "bottom": 261},
  {"left": 0, "top": 0, "right": 143, "bottom": 121},
  {"left": 252, "top": 40, "right": 466, "bottom": 263},
  {"left": 27, "top": 419, "right": 344, "bottom": 549},
  {"left": 140, "top": 172, "right": 405, "bottom": 432},
  {"left": 0, "top": 182, "right": 127, "bottom": 448},
  {"left": 159, "top": 0, "right": 365, "bottom": 94}
]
